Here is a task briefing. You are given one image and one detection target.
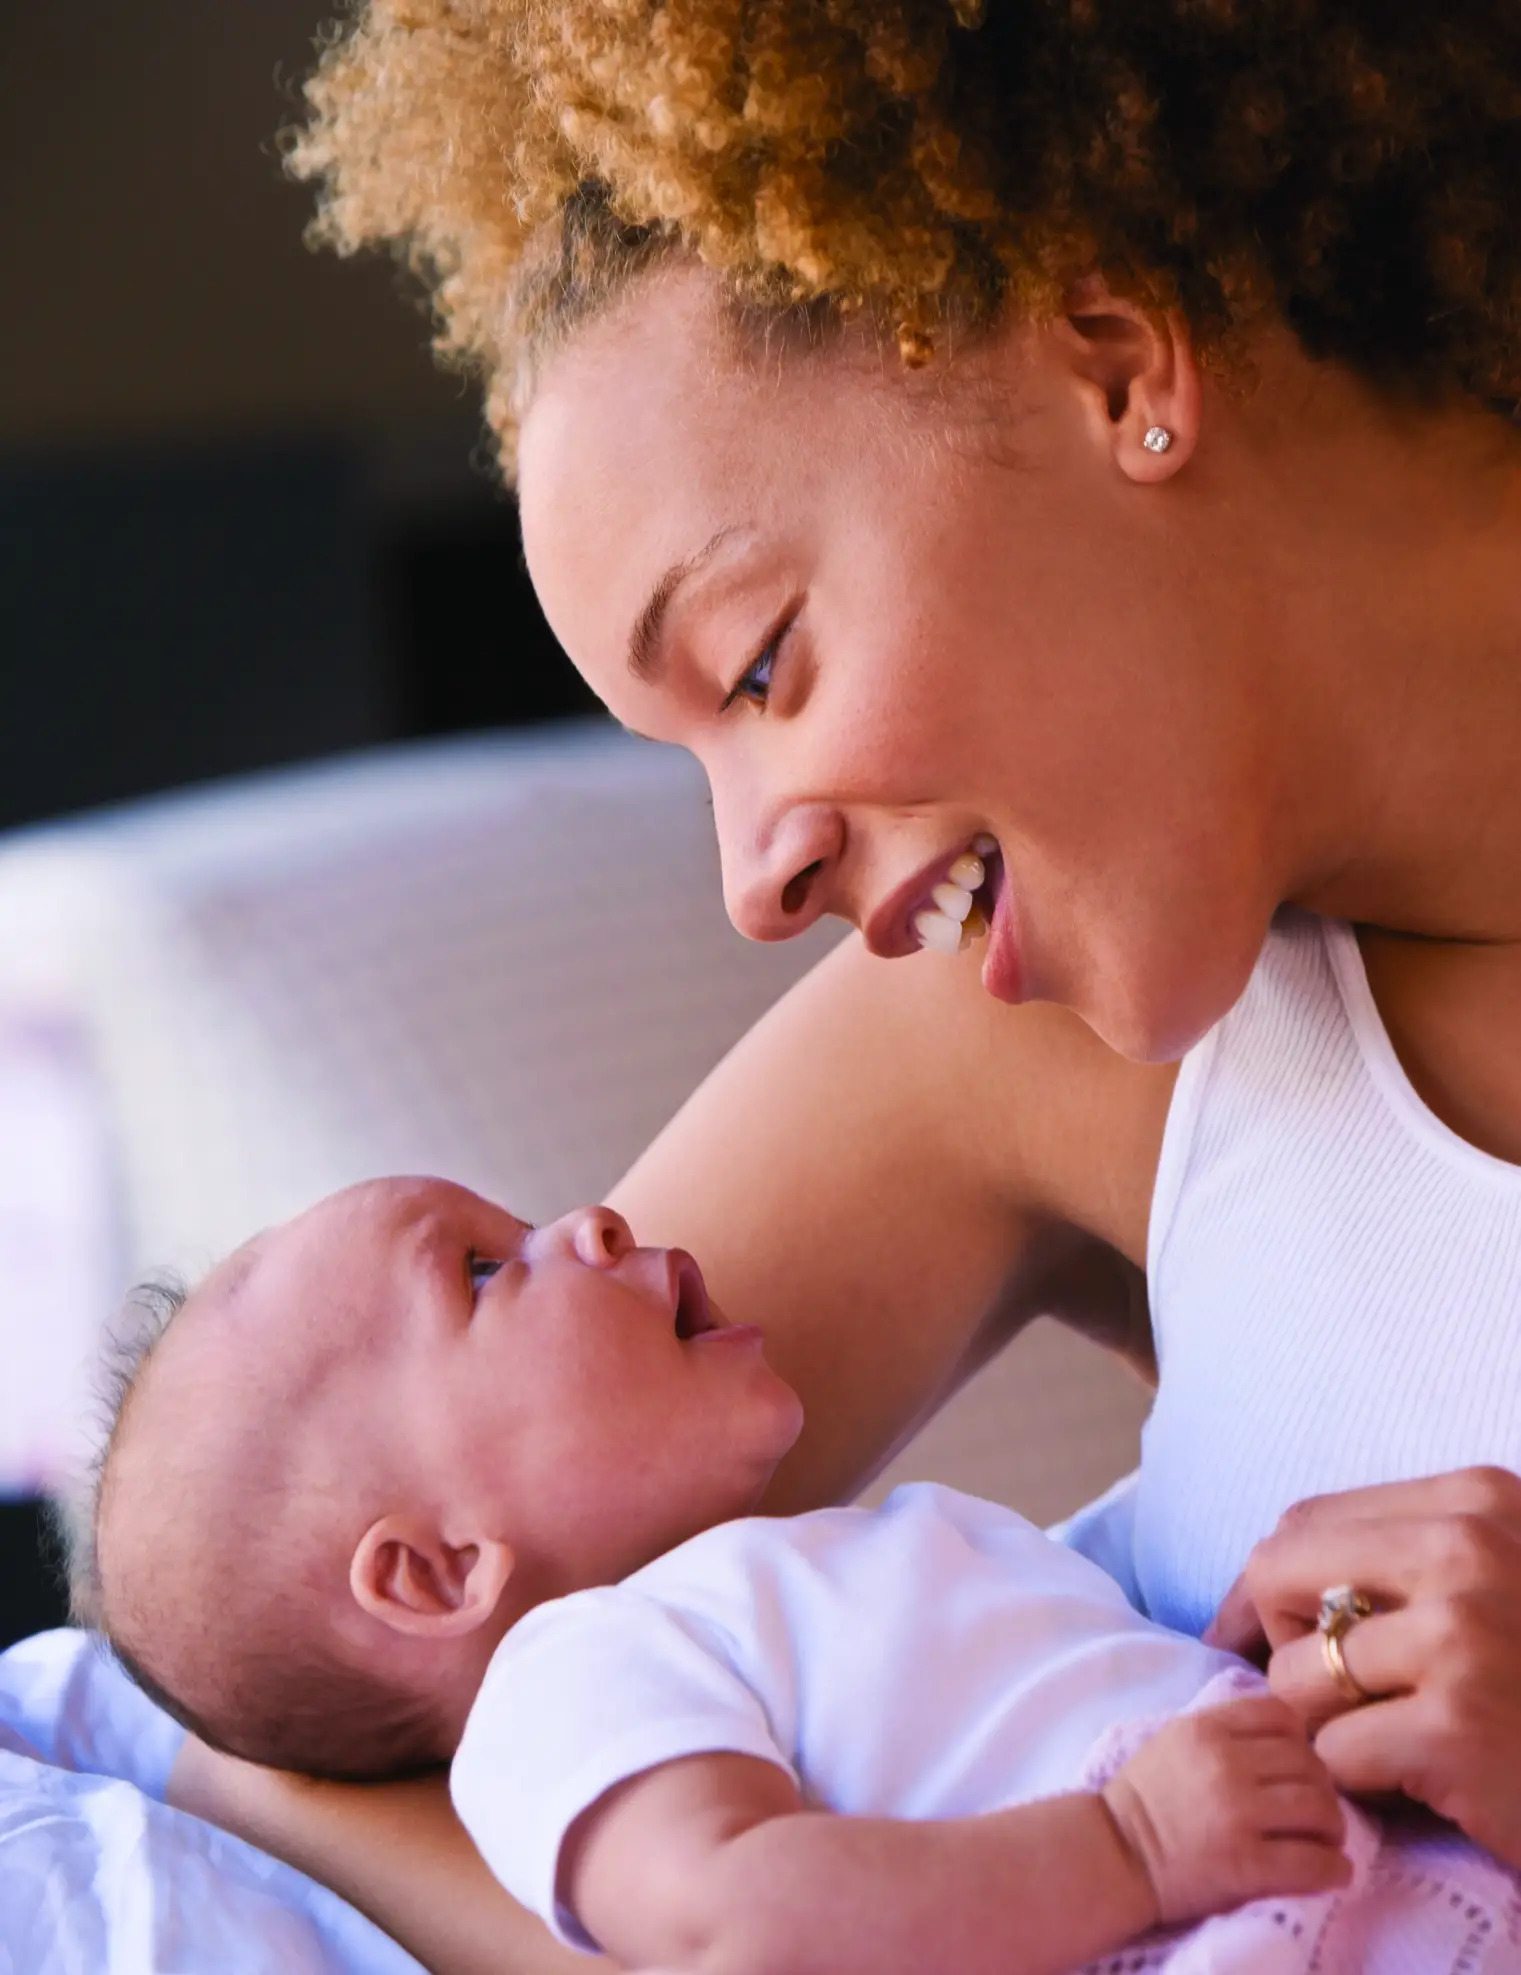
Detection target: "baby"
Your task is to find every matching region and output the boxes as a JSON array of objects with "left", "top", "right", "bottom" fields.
[{"left": 83, "top": 1177, "right": 1517, "bottom": 1975}]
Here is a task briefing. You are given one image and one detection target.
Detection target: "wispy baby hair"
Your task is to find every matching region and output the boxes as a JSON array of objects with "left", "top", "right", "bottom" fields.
[
  {"left": 63, "top": 1274, "right": 190, "bottom": 1633},
  {"left": 71, "top": 1266, "right": 449, "bottom": 1781},
  {"left": 288, "top": 1, "right": 1521, "bottom": 473}
]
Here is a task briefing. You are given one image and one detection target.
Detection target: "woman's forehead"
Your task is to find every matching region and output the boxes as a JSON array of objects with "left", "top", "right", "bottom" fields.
[
  {"left": 521, "top": 277, "right": 764, "bottom": 523},
  {"left": 518, "top": 316, "right": 746, "bottom": 675},
  {"left": 515, "top": 273, "right": 888, "bottom": 678}
]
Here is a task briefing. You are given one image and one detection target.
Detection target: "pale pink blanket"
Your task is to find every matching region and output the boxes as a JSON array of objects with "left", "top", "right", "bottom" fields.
[{"left": 1077, "top": 1668, "right": 1521, "bottom": 1974}]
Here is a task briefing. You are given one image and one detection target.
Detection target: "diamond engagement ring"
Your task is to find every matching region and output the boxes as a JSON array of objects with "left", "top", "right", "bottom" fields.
[{"left": 1317, "top": 1584, "right": 1374, "bottom": 1704}]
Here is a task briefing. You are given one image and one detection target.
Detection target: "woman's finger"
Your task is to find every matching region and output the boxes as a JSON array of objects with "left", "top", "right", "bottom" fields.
[
  {"left": 1204, "top": 1469, "right": 1521, "bottom": 1652},
  {"left": 1209, "top": 1531, "right": 1410, "bottom": 1658},
  {"left": 1204, "top": 1575, "right": 1268, "bottom": 1657},
  {"left": 1311, "top": 1694, "right": 1429, "bottom": 1800},
  {"left": 1264, "top": 1468, "right": 1521, "bottom": 1538},
  {"left": 1314, "top": 1691, "right": 1521, "bottom": 1868},
  {"left": 1265, "top": 1591, "right": 1521, "bottom": 1871},
  {"left": 1223, "top": 1512, "right": 1521, "bottom": 1651},
  {"left": 1266, "top": 1608, "right": 1415, "bottom": 1724}
]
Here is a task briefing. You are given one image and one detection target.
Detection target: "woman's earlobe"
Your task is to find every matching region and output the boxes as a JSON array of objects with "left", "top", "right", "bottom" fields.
[
  {"left": 1115, "top": 332, "right": 1202, "bottom": 483},
  {"left": 1052, "top": 280, "right": 1202, "bottom": 484},
  {"left": 349, "top": 1514, "right": 515, "bottom": 1639}
]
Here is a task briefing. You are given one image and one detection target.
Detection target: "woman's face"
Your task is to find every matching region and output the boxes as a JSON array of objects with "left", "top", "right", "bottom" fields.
[{"left": 517, "top": 268, "right": 1287, "bottom": 1061}]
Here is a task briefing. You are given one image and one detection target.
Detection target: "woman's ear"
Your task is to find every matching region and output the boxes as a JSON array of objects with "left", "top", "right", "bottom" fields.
[
  {"left": 1047, "top": 274, "right": 1203, "bottom": 484},
  {"left": 348, "top": 1513, "right": 515, "bottom": 1639}
]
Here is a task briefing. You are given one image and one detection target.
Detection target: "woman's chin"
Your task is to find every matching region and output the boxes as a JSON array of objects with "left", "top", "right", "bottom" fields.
[{"left": 1067, "top": 935, "right": 1268, "bottom": 1065}]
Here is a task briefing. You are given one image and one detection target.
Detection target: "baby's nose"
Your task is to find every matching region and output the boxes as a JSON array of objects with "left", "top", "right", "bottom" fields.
[{"left": 569, "top": 1205, "right": 636, "bottom": 1269}]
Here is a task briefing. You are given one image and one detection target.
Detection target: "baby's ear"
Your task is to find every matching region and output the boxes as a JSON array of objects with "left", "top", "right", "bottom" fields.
[{"left": 349, "top": 1514, "right": 514, "bottom": 1639}]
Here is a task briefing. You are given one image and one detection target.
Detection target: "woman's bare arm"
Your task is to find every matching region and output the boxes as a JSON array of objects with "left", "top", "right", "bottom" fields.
[
  {"left": 168, "top": 1738, "right": 595, "bottom": 1975},
  {"left": 610, "top": 934, "right": 1175, "bottom": 1512}
]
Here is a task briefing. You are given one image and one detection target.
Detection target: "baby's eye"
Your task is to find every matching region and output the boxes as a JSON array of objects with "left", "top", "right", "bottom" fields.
[{"left": 468, "top": 1252, "right": 504, "bottom": 1298}]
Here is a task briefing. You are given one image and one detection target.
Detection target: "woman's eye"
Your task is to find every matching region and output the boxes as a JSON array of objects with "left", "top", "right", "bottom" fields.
[{"left": 721, "top": 620, "right": 789, "bottom": 712}]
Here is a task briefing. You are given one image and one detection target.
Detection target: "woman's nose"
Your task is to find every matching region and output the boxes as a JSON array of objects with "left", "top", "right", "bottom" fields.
[
  {"left": 568, "top": 1205, "right": 636, "bottom": 1270},
  {"left": 721, "top": 803, "right": 844, "bottom": 943}
]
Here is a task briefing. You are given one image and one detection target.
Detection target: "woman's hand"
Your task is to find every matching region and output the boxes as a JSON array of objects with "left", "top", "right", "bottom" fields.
[{"left": 1205, "top": 1467, "right": 1521, "bottom": 1867}]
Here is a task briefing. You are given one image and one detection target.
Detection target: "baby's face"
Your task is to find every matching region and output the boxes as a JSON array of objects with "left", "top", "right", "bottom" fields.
[{"left": 207, "top": 1176, "right": 804, "bottom": 1601}]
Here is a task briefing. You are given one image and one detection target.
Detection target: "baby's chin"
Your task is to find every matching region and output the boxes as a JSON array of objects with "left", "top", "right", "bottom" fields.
[
  {"left": 768, "top": 1380, "right": 807, "bottom": 1465},
  {"left": 710, "top": 1391, "right": 807, "bottom": 1522},
  {"left": 592, "top": 1462, "right": 791, "bottom": 1581}
]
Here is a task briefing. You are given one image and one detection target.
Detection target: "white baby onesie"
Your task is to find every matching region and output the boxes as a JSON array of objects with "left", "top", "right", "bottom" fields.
[
  {"left": 450, "top": 1483, "right": 1521, "bottom": 1970},
  {"left": 452, "top": 1484, "right": 1234, "bottom": 1940}
]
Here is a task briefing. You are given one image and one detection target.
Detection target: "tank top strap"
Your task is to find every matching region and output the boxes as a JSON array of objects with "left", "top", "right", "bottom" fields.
[
  {"left": 1132, "top": 908, "right": 1521, "bottom": 1636},
  {"left": 1146, "top": 907, "right": 1353, "bottom": 1370}
]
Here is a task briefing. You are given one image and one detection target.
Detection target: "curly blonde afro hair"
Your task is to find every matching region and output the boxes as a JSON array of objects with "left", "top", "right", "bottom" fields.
[{"left": 289, "top": 1, "right": 1521, "bottom": 472}]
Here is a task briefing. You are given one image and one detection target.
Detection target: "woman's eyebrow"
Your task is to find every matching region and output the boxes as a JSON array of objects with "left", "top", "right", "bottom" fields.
[{"left": 627, "top": 527, "right": 736, "bottom": 681}]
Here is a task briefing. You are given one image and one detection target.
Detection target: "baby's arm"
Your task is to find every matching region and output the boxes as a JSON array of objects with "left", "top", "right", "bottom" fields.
[{"left": 567, "top": 1695, "right": 1350, "bottom": 1975}]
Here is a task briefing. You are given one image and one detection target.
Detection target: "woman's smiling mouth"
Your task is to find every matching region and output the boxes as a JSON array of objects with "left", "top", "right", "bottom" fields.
[{"left": 864, "top": 836, "right": 1001, "bottom": 961}]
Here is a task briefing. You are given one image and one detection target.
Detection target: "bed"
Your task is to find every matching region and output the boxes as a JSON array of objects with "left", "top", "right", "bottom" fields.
[{"left": 0, "top": 1625, "right": 419, "bottom": 1972}]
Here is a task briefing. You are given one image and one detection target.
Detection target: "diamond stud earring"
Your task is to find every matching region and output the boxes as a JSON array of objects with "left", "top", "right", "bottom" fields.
[{"left": 1142, "top": 425, "right": 1173, "bottom": 454}]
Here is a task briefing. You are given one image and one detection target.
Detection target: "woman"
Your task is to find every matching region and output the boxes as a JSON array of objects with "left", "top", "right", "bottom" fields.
[{"left": 170, "top": 3, "right": 1521, "bottom": 1966}]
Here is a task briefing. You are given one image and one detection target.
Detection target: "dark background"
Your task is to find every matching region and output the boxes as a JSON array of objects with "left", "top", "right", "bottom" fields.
[{"left": 1, "top": 2, "right": 598, "bottom": 1643}]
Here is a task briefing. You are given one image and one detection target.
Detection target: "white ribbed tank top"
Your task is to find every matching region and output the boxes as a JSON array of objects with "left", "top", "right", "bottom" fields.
[{"left": 1132, "top": 909, "right": 1521, "bottom": 1638}]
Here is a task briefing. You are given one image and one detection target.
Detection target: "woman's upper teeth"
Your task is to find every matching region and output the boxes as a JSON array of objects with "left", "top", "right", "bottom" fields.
[
  {"left": 914, "top": 837, "right": 997, "bottom": 954},
  {"left": 932, "top": 880, "right": 974, "bottom": 923}
]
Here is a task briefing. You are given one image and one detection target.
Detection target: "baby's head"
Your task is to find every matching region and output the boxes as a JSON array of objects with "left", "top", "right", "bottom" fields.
[{"left": 78, "top": 1177, "right": 803, "bottom": 1779}]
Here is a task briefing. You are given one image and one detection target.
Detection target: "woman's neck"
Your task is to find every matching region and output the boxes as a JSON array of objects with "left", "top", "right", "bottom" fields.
[{"left": 1242, "top": 354, "right": 1521, "bottom": 943}]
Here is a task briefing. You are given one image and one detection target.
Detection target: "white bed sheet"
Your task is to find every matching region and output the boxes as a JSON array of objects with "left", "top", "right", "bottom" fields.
[{"left": 0, "top": 1628, "right": 421, "bottom": 1975}]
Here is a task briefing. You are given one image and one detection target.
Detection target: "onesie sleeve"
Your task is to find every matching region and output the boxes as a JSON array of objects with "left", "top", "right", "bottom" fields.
[{"left": 449, "top": 1585, "right": 797, "bottom": 1951}]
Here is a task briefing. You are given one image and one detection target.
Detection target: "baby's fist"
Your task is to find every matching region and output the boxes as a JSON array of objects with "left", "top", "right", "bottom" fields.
[{"left": 1102, "top": 1694, "right": 1351, "bottom": 1926}]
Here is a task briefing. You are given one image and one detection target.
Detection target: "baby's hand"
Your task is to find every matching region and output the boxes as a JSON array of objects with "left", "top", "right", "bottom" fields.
[{"left": 1101, "top": 1694, "right": 1351, "bottom": 1927}]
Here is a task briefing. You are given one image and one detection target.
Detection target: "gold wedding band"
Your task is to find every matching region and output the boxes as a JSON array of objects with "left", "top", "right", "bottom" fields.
[{"left": 1317, "top": 1583, "right": 1373, "bottom": 1705}]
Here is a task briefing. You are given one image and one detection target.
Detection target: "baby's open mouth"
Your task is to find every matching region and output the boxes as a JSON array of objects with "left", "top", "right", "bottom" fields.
[{"left": 673, "top": 1254, "right": 720, "bottom": 1339}]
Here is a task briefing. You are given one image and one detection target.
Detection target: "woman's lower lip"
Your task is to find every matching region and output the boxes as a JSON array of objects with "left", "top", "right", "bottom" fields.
[{"left": 979, "top": 862, "right": 1024, "bottom": 1004}]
